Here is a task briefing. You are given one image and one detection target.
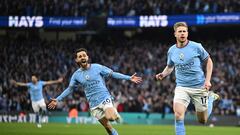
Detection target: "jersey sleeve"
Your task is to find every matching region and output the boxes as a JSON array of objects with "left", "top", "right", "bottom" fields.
[
  {"left": 111, "top": 72, "right": 131, "bottom": 80},
  {"left": 198, "top": 44, "right": 209, "bottom": 61},
  {"left": 56, "top": 87, "right": 74, "bottom": 101},
  {"left": 39, "top": 81, "right": 46, "bottom": 86},
  {"left": 100, "top": 64, "right": 131, "bottom": 80},
  {"left": 100, "top": 65, "right": 113, "bottom": 78},
  {"left": 26, "top": 83, "right": 31, "bottom": 88},
  {"left": 68, "top": 72, "right": 78, "bottom": 87},
  {"left": 56, "top": 72, "right": 78, "bottom": 101},
  {"left": 167, "top": 49, "right": 174, "bottom": 67}
]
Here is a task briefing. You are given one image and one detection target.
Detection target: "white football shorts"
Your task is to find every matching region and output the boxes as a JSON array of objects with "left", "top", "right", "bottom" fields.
[
  {"left": 90, "top": 97, "right": 119, "bottom": 120},
  {"left": 31, "top": 99, "right": 47, "bottom": 113},
  {"left": 174, "top": 86, "right": 208, "bottom": 112}
]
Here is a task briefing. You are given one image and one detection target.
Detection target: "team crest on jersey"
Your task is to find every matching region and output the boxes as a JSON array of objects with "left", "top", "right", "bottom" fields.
[
  {"left": 179, "top": 53, "right": 184, "bottom": 61},
  {"left": 85, "top": 75, "right": 90, "bottom": 80}
]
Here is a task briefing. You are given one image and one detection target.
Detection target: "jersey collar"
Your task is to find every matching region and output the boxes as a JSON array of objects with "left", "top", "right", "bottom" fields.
[
  {"left": 80, "top": 64, "right": 91, "bottom": 71},
  {"left": 176, "top": 40, "right": 189, "bottom": 48}
]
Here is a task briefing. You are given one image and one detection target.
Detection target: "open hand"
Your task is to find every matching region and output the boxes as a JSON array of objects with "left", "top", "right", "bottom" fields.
[
  {"left": 58, "top": 77, "right": 64, "bottom": 83},
  {"left": 48, "top": 98, "right": 58, "bottom": 109},
  {"left": 130, "top": 73, "right": 142, "bottom": 84}
]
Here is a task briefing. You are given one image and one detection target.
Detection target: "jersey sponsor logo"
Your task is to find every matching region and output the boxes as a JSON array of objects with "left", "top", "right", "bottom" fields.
[
  {"left": 175, "top": 61, "right": 194, "bottom": 71},
  {"left": 9, "top": 16, "right": 43, "bottom": 27},
  {"left": 83, "top": 80, "right": 100, "bottom": 89}
]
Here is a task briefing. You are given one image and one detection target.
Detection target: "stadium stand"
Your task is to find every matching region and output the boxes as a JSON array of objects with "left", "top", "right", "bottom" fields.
[
  {"left": 0, "top": 0, "right": 239, "bottom": 16},
  {"left": 0, "top": 35, "right": 239, "bottom": 116}
]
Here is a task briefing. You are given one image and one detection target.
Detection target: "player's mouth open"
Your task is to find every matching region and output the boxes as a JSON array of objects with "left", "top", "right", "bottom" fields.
[{"left": 81, "top": 60, "right": 87, "bottom": 63}]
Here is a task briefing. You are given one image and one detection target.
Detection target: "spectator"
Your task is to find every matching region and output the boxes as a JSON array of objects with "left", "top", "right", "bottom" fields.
[
  {"left": 0, "top": 0, "right": 239, "bottom": 16},
  {"left": 0, "top": 35, "right": 239, "bottom": 116}
]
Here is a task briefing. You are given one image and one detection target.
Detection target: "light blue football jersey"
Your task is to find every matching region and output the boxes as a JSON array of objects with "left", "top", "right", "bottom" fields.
[
  {"left": 167, "top": 41, "right": 209, "bottom": 88},
  {"left": 56, "top": 63, "right": 131, "bottom": 108},
  {"left": 27, "top": 81, "right": 45, "bottom": 102}
]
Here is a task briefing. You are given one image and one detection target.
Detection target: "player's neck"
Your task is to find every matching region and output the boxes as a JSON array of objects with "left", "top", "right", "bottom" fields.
[
  {"left": 33, "top": 81, "right": 38, "bottom": 84},
  {"left": 176, "top": 40, "right": 189, "bottom": 48},
  {"left": 81, "top": 64, "right": 90, "bottom": 70}
]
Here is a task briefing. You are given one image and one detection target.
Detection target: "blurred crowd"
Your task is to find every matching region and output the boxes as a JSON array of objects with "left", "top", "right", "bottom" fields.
[
  {"left": 0, "top": 35, "right": 239, "bottom": 116},
  {"left": 0, "top": 0, "right": 239, "bottom": 16}
]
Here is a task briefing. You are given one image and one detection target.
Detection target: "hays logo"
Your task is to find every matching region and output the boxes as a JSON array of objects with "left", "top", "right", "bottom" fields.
[
  {"left": 9, "top": 16, "right": 43, "bottom": 27},
  {"left": 140, "top": 15, "right": 168, "bottom": 27}
]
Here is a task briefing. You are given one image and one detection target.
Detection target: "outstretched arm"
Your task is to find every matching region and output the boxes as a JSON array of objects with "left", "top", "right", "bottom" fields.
[
  {"left": 48, "top": 86, "right": 74, "bottom": 109},
  {"left": 111, "top": 72, "right": 142, "bottom": 84},
  {"left": 100, "top": 64, "right": 142, "bottom": 84},
  {"left": 130, "top": 73, "right": 142, "bottom": 84},
  {"left": 48, "top": 73, "right": 77, "bottom": 109},
  {"left": 44, "top": 77, "right": 63, "bottom": 85},
  {"left": 10, "top": 80, "right": 28, "bottom": 87},
  {"left": 155, "top": 65, "right": 174, "bottom": 80}
]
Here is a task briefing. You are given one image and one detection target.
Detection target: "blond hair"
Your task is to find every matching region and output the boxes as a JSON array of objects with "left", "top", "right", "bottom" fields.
[{"left": 173, "top": 22, "right": 188, "bottom": 31}]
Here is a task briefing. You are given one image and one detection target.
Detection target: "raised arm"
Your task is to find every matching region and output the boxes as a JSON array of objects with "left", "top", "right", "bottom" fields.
[
  {"left": 44, "top": 77, "right": 63, "bottom": 85},
  {"left": 10, "top": 80, "right": 28, "bottom": 87},
  {"left": 155, "top": 65, "right": 174, "bottom": 80}
]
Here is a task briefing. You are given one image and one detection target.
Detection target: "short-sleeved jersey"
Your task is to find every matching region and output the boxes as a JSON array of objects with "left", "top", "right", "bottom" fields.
[
  {"left": 27, "top": 81, "right": 45, "bottom": 102},
  {"left": 167, "top": 41, "right": 209, "bottom": 88}
]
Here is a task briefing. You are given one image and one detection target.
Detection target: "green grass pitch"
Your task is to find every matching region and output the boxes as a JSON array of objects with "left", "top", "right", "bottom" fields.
[{"left": 1, "top": 123, "right": 239, "bottom": 135}]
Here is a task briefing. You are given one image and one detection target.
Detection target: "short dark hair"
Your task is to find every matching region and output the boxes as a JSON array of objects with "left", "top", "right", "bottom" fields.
[
  {"left": 74, "top": 48, "right": 88, "bottom": 58},
  {"left": 31, "top": 72, "right": 39, "bottom": 78}
]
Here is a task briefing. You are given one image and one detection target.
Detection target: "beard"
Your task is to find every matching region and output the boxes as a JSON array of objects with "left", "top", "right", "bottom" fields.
[{"left": 77, "top": 59, "right": 88, "bottom": 68}]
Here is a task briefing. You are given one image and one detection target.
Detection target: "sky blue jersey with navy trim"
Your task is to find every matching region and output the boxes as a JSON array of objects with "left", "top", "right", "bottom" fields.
[
  {"left": 56, "top": 63, "right": 131, "bottom": 108},
  {"left": 167, "top": 41, "right": 209, "bottom": 88},
  {"left": 27, "top": 81, "right": 45, "bottom": 102}
]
